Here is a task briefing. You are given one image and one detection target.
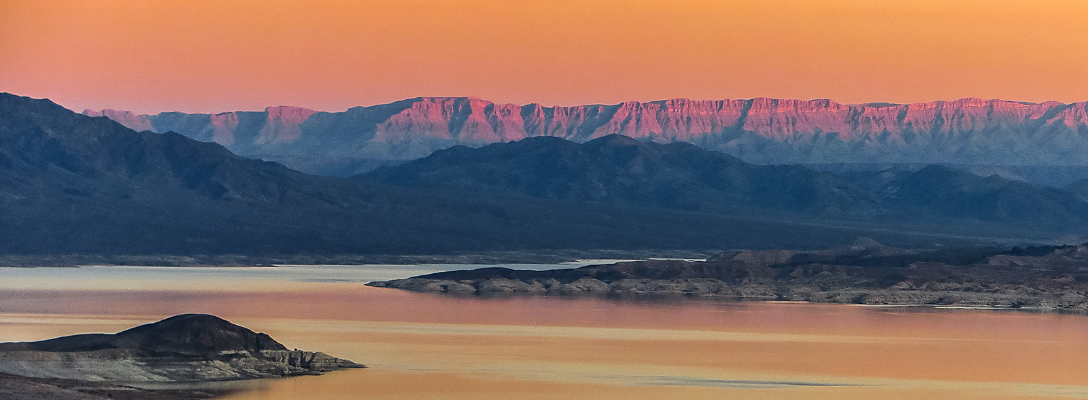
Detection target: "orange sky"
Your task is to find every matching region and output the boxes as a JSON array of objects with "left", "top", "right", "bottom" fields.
[{"left": 1, "top": 0, "right": 1086, "bottom": 114}]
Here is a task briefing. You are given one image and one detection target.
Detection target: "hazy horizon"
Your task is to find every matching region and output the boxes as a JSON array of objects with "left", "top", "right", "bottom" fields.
[{"left": 3, "top": 0, "right": 1087, "bottom": 114}]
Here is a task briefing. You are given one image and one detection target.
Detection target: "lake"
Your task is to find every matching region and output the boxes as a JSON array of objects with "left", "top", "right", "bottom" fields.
[{"left": 3, "top": 263, "right": 1088, "bottom": 399}]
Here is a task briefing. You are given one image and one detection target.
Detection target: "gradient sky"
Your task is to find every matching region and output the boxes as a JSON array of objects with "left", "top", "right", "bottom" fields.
[{"left": 2, "top": 0, "right": 1086, "bottom": 114}]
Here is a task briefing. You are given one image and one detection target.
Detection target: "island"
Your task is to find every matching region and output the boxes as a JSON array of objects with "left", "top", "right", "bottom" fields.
[
  {"left": 0, "top": 314, "right": 364, "bottom": 399},
  {"left": 369, "top": 239, "right": 1088, "bottom": 312}
]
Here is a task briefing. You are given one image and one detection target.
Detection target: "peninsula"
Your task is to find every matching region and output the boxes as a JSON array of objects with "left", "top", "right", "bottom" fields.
[{"left": 370, "top": 240, "right": 1088, "bottom": 313}]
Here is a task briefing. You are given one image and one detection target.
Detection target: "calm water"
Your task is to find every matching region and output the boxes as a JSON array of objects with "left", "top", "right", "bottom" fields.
[{"left": 3, "top": 264, "right": 1088, "bottom": 399}]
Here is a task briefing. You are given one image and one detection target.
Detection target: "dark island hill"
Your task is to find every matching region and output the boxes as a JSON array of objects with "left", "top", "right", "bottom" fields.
[
  {"left": 2, "top": 92, "right": 1088, "bottom": 259},
  {"left": 0, "top": 314, "right": 363, "bottom": 399}
]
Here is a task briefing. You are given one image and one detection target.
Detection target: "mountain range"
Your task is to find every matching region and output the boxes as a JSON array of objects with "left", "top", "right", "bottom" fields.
[
  {"left": 85, "top": 97, "right": 1088, "bottom": 182},
  {"left": 360, "top": 135, "right": 882, "bottom": 216},
  {"left": 2, "top": 92, "right": 1085, "bottom": 256},
  {"left": 5, "top": 92, "right": 972, "bottom": 255},
  {"left": 361, "top": 135, "right": 1088, "bottom": 229}
]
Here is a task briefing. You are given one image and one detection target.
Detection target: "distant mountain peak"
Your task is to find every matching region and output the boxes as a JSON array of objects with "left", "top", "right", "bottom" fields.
[
  {"left": 265, "top": 105, "right": 316, "bottom": 121},
  {"left": 81, "top": 108, "right": 154, "bottom": 131}
]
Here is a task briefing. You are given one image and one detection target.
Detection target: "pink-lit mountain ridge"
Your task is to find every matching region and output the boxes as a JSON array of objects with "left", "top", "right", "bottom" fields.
[{"left": 86, "top": 97, "right": 1088, "bottom": 177}]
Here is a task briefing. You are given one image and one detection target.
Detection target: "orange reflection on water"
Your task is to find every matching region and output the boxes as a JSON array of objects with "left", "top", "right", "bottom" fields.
[
  {"left": 244, "top": 316, "right": 1088, "bottom": 387},
  {"left": 6, "top": 280, "right": 1088, "bottom": 399},
  {"left": 222, "top": 369, "right": 1080, "bottom": 400}
]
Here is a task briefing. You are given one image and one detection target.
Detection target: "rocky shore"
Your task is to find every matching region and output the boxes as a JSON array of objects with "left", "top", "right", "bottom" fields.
[
  {"left": 369, "top": 239, "right": 1088, "bottom": 313},
  {"left": 0, "top": 314, "right": 364, "bottom": 399}
]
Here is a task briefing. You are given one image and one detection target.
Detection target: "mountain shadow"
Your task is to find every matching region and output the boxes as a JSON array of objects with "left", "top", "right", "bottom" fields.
[
  {"left": 359, "top": 135, "right": 1088, "bottom": 233},
  {"left": 360, "top": 134, "right": 883, "bottom": 216}
]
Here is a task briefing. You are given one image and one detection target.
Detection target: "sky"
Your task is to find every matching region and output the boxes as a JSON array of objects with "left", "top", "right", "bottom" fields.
[{"left": 1, "top": 0, "right": 1086, "bottom": 114}]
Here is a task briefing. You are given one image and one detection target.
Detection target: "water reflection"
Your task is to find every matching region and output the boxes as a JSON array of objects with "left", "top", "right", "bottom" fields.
[{"left": 2, "top": 265, "right": 1088, "bottom": 399}]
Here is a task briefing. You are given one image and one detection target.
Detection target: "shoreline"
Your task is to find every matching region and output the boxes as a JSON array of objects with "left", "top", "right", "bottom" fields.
[
  {"left": 0, "top": 251, "right": 717, "bottom": 268},
  {"left": 369, "top": 241, "right": 1088, "bottom": 314},
  {"left": 369, "top": 284, "right": 1088, "bottom": 314}
]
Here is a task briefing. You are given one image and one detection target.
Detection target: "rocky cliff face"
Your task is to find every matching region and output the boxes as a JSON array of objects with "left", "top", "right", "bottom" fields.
[{"left": 86, "top": 97, "right": 1088, "bottom": 176}]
